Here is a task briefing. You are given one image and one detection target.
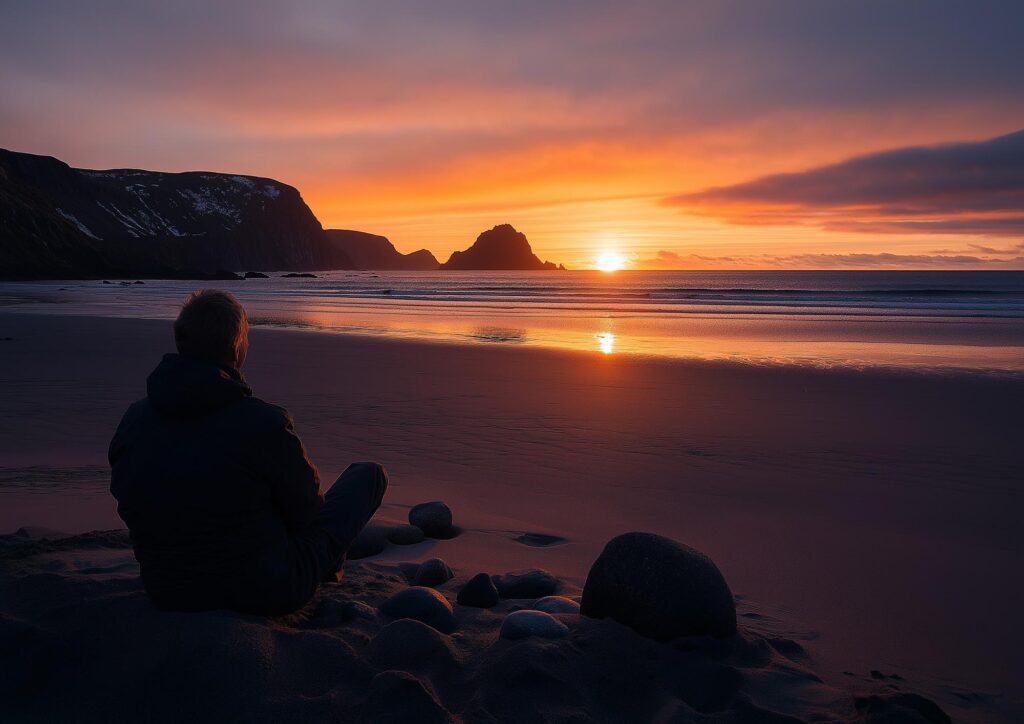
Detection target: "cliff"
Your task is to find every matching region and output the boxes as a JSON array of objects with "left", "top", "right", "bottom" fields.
[
  {"left": 326, "top": 229, "right": 439, "bottom": 270},
  {"left": 0, "top": 149, "right": 354, "bottom": 278}
]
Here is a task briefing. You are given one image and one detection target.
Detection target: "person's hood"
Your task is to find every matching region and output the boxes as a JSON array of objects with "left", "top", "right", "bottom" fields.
[{"left": 146, "top": 353, "right": 252, "bottom": 416}]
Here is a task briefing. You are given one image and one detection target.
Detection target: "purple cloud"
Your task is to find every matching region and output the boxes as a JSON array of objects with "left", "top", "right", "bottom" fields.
[{"left": 668, "top": 129, "right": 1024, "bottom": 236}]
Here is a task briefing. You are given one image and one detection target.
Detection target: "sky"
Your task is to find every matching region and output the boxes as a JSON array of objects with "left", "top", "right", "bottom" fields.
[{"left": 2, "top": 0, "right": 1023, "bottom": 269}]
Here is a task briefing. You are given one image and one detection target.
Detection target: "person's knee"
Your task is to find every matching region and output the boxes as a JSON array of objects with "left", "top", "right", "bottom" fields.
[
  {"left": 365, "top": 462, "right": 388, "bottom": 500},
  {"left": 343, "top": 461, "right": 387, "bottom": 484},
  {"left": 335, "top": 462, "right": 388, "bottom": 503}
]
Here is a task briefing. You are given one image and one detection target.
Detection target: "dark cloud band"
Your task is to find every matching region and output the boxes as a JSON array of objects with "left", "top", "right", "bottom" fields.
[{"left": 668, "top": 129, "right": 1024, "bottom": 236}]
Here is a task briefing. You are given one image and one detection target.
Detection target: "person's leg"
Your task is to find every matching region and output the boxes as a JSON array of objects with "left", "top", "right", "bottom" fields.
[
  {"left": 230, "top": 463, "right": 388, "bottom": 614},
  {"left": 312, "top": 462, "right": 389, "bottom": 582}
]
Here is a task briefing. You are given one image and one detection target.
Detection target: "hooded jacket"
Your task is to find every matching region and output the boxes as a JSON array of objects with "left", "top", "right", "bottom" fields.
[{"left": 109, "top": 353, "right": 323, "bottom": 610}]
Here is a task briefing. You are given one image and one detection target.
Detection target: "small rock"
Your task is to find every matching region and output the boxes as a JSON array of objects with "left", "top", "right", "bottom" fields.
[
  {"left": 494, "top": 569, "right": 558, "bottom": 599},
  {"left": 209, "top": 269, "right": 244, "bottom": 280},
  {"left": 363, "top": 670, "right": 455, "bottom": 724},
  {"left": 347, "top": 522, "right": 390, "bottom": 559},
  {"left": 11, "top": 526, "right": 67, "bottom": 540},
  {"left": 388, "top": 524, "right": 425, "bottom": 546},
  {"left": 367, "top": 619, "right": 453, "bottom": 669},
  {"left": 532, "top": 596, "right": 580, "bottom": 614},
  {"left": 281, "top": 272, "right": 317, "bottom": 278},
  {"left": 408, "top": 501, "right": 453, "bottom": 538},
  {"left": 243, "top": 271, "right": 269, "bottom": 279},
  {"left": 456, "top": 573, "right": 499, "bottom": 608},
  {"left": 413, "top": 558, "right": 454, "bottom": 588},
  {"left": 499, "top": 610, "right": 569, "bottom": 640},
  {"left": 580, "top": 532, "right": 736, "bottom": 640},
  {"left": 380, "top": 587, "right": 456, "bottom": 633}
]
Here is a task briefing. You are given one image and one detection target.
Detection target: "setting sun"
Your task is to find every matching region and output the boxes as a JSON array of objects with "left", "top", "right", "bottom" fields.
[{"left": 596, "top": 251, "right": 626, "bottom": 272}]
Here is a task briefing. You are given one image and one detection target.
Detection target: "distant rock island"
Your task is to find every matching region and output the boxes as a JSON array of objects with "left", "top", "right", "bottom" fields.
[
  {"left": 326, "top": 230, "right": 439, "bottom": 270},
  {"left": 441, "top": 224, "right": 565, "bottom": 271},
  {"left": 0, "top": 149, "right": 565, "bottom": 279},
  {"left": 0, "top": 149, "right": 354, "bottom": 279}
]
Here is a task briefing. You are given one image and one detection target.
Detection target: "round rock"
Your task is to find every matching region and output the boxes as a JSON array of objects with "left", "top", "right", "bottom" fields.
[
  {"left": 367, "top": 618, "right": 453, "bottom": 669},
  {"left": 380, "top": 587, "right": 456, "bottom": 633},
  {"left": 532, "top": 596, "right": 580, "bottom": 614},
  {"left": 456, "top": 573, "right": 500, "bottom": 608},
  {"left": 388, "top": 524, "right": 426, "bottom": 546},
  {"left": 499, "top": 610, "right": 570, "bottom": 640},
  {"left": 364, "top": 671, "right": 454, "bottom": 724},
  {"left": 413, "top": 558, "right": 454, "bottom": 588},
  {"left": 494, "top": 569, "right": 559, "bottom": 599},
  {"left": 347, "top": 522, "right": 390, "bottom": 559},
  {"left": 580, "top": 532, "right": 736, "bottom": 640},
  {"left": 408, "top": 501, "right": 453, "bottom": 538}
]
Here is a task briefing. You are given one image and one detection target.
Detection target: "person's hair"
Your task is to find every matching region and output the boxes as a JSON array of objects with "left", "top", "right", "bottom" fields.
[{"left": 173, "top": 289, "right": 248, "bottom": 366}]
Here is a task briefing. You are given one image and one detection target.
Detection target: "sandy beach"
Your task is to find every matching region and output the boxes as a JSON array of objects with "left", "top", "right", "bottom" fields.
[{"left": 0, "top": 310, "right": 1021, "bottom": 721}]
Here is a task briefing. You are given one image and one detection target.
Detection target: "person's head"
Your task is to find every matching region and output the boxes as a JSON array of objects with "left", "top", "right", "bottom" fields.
[{"left": 173, "top": 290, "right": 249, "bottom": 369}]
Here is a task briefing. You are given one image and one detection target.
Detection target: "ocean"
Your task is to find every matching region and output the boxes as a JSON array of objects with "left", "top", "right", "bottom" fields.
[{"left": 2, "top": 270, "right": 1023, "bottom": 373}]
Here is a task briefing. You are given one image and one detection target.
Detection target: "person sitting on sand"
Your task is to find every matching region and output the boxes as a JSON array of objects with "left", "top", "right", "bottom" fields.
[{"left": 109, "top": 289, "right": 387, "bottom": 615}]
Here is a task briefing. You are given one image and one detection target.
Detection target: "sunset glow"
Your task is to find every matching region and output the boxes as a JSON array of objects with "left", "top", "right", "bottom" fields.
[
  {"left": 596, "top": 251, "right": 626, "bottom": 272},
  {"left": 2, "top": 4, "right": 1022, "bottom": 269}
]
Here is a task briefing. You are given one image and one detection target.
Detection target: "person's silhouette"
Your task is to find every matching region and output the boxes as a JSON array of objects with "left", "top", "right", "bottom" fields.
[{"left": 110, "top": 289, "right": 386, "bottom": 614}]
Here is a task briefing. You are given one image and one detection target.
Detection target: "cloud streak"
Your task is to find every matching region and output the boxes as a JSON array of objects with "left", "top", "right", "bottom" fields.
[
  {"left": 636, "top": 248, "right": 1024, "bottom": 269},
  {"left": 668, "top": 129, "right": 1024, "bottom": 236}
]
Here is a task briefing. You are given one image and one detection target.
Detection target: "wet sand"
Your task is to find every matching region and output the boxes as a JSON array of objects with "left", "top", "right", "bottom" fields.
[{"left": 1, "top": 311, "right": 1021, "bottom": 721}]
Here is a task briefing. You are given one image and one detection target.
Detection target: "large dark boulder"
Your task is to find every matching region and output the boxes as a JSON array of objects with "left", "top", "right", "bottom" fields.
[{"left": 580, "top": 532, "right": 736, "bottom": 640}]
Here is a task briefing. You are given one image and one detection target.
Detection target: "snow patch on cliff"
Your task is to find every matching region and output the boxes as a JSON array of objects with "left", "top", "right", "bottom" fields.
[{"left": 56, "top": 209, "right": 101, "bottom": 240}]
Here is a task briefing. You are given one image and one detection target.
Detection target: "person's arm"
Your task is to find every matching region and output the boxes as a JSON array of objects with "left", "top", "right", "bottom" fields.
[{"left": 263, "top": 408, "right": 324, "bottom": 532}]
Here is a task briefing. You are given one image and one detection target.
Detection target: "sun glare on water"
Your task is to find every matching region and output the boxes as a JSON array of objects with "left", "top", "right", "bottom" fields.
[{"left": 596, "top": 251, "right": 626, "bottom": 272}]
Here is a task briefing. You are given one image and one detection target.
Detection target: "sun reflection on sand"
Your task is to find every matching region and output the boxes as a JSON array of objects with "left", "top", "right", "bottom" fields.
[{"left": 596, "top": 332, "right": 615, "bottom": 355}]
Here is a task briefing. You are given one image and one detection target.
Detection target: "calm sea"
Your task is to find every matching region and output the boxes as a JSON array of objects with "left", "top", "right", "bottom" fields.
[{"left": 2, "top": 270, "right": 1023, "bottom": 373}]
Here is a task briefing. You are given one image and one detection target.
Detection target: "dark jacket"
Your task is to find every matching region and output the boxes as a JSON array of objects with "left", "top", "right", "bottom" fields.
[{"left": 109, "top": 353, "right": 323, "bottom": 611}]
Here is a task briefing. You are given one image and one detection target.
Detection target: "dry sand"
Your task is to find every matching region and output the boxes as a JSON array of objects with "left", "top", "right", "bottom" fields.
[{"left": 1, "top": 312, "right": 1021, "bottom": 722}]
